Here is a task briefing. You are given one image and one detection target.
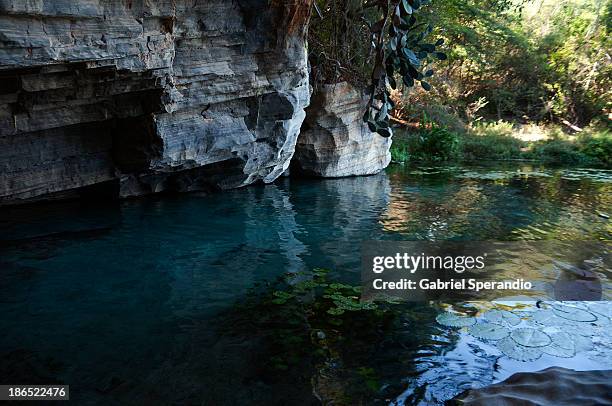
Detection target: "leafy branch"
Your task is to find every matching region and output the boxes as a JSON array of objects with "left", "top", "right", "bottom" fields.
[{"left": 363, "top": 0, "right": 446, "bottom": 137}]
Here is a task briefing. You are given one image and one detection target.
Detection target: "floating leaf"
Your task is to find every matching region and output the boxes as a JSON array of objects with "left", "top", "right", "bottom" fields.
[
  {"left": 587, "top": 302, "right": 612, "bottom": 320},
  {"left": 570, "top": 333, "right": 594, "bottom": 352},
  {"left": 532, "top": 309, "right": 559, "bottom": 325},
  {"left": 511, "top": 328, "right": 551, "bottom": 347},
  {"left": 483, "top": 309, "right": 503, "bottom": 323},
  {"left": 468, "top": 322, "right": 509, "bottom": 340},
  {"left": 541, "top": 332, "right": 576, "bottom": 358},
  {"left": 554, "top": 321, "right": 598, "bottom": 337},
  {"left": 484, "top": 309, "right": 521, "bottom": 326},
  {"left": 497, "top": 337, "right": 543, "bottom": 361},
  {"left": 503, "top": 311, "right": 522, "bottom": 326},
  {"left": 436, "top": 312, "right": 476, "bottom": 327},
  {"left": 553, "top": 304, "right": 597, "bottom": 322}
]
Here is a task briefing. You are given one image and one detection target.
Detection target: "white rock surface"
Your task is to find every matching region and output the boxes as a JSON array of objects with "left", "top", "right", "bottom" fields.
[
  {"left": 0, "top": 0, "right": 312, "bottom": 204},
  {"left": 292, "top": 82, "right": 391, "bottom": 177}
]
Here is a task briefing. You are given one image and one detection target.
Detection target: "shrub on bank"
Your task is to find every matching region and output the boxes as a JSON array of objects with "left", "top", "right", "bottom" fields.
[
  {"left": 391, "top": 122, "right": 459, "bottom": 163},
  {"left": 459, "top": 133, "right": 526, "bottom": 161},
  {"left": 528, "top": 139, "right": 589, "bottom": 165},
  {"left": 578, "top": 130, "right": 612, "bottom": 167},
  {"left": 390, "top": 120, "right": 611, "bottom": 168}
]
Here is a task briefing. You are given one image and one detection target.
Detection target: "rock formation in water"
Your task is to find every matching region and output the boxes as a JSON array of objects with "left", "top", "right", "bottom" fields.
[
  {"left": 291, "top": 81, "right": 391, "bottom": 177},
  {"left": 0, "top": 0, "right": 311, "bottom": 205}
]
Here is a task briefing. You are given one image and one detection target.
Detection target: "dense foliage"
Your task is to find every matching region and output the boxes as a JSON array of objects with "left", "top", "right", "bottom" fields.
[
  {"left": 309, "top": 0, "right": 446, "bottom": 137},
  {"left": 309, "top": 0, "right": 611, "bottom": 161},
  {"left": 402, "top": 0, "right": 611, "bottom": 127}
]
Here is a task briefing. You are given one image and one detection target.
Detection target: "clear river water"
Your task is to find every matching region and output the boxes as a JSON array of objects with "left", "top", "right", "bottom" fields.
[{"left": 1, "top": 163, "right": 610, "bottom": 405}]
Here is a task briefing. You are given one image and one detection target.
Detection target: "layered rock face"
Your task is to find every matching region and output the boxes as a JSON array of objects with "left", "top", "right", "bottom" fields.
[
  {"left": 0, "top": 0, "right": 311, "bottom": 205},
  {"left": 291, "top": 81, "right": 391, "bottom": 177}
]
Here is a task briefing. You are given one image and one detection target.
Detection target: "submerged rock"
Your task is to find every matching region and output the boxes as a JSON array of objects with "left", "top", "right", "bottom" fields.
[
  {"left": 291, "top": 82, "right": 391, "bottom": 177},
  {"left": 0, "top": 0, "right": 312, "bottom": 205}
]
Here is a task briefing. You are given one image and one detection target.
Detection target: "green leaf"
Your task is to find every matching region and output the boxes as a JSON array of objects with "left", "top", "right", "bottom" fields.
[
  {"left": 420, "top": 43, "right": 435, "bottom": 52},
  {"left": 327, "top": 307, "right": 345, "bottom": 315},
  {"left": 386, "top": 62, "right": 394, "bottom": 77},
  {"left": 377, "top": 127, "right": 392, "bottom": 138},
  {"left": 375, "top": 104, "right": 388, "bottom": 121},
  {"left": 402, "top": 48, "right": 419, "bottom": 65},
  {"left": 409, "top": 0, "right": 421, "bottom": 10},
  {"left": 377, "top": 119, "right": 389, "bottom": 128},
  {"left": 401, "top": 0, "right": 413, "bottom": 15},
  {"left": 468, "top": 322, "right": 509, "bottom": 340},
  {"left": 497, "top": 336, "right": 543, "bottom": 361},
  {"left": 510, "top": 328, "right": 551, "bottom": 348},
  {"left": 408, "top": 64, "right": 419, "bottom": 78},
  {"left": 390, "top": 36, "right": 398, "bottom": 51},
  {"left": 552, "top": 304, "right": 597, "bottom": 322},
  {"left": 435, "top": 52, "right": 448, "bottom": 60},
  {"left": 436, "top": 312, "right": 476, "bottom": 327},
  {"left": 403, "top": 75, "right": 415, "bottom": 87},
  {"left": 425, "top": 69, "right": 434, "bottom": 77},
  {"left": 435, "top": 38, "right": 445, "bottom": 46},
  {"left": 367, "top": 120, "right": 377, "bottom": 132}
]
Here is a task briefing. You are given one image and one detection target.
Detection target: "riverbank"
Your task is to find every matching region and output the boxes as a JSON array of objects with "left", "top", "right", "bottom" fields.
[{"left": 391, "top": 121, "right": 612, "bottom": 168}]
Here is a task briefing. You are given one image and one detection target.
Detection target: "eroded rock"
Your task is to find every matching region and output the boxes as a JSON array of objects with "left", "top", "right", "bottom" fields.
[
  {"left": 291, "top": 82, "right": 391, "bottom": 177},
  {"left": 0, "top": 0, "right": 312, "bottom": 205}
]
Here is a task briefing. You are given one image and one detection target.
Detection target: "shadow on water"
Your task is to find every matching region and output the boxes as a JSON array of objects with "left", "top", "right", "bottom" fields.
[{"left": 0, "top": 163, "right": 610, "bottom": 404}]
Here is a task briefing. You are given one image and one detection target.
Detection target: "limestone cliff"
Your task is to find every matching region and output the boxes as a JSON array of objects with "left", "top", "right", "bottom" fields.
[
  {"left": 0, "top": 0, "right": 311, "bottom": 205},
  {"left": 291, "top": 82, "right": 391, "bottom": 177}
]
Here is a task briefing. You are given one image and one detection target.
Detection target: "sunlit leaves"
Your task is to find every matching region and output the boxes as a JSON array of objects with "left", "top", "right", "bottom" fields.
[
  {"left": 437, "top": 301, "right": 610, "bottom": 363},
  {"left": 510, "top": 328, "right": 551, "bottom": 347},
  {"left": 468, "top": 322, "right": 509, "bottom": 340},
  {"left": 436, "top": 312, "right": 476, "bottom": 327},
  {"left": 497, "top": 336, "right": 543, "bottom": 361},
  {"left": 552, "top": 303, "right": 598, "bottom": 322}
]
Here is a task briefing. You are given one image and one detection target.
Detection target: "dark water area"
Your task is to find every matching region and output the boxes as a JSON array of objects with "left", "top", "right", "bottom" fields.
[{"left": 0, "top": 163, "right": 610, "bottom": 405}]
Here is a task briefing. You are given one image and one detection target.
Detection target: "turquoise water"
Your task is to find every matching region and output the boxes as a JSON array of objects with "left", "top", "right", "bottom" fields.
[{"left": 0, "top": 163, "right": 610, "bottom": 404}]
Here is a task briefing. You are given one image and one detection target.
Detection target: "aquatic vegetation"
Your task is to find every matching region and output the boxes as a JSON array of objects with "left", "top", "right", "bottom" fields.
[
  {"left": 483, "top": 309, "right": 521, "bottom": 326},
  {"left": 455, "top": 168, "right": 612, "bottom": 183},
  {"left": 552, "top": 304, "right": 597, "bottom": 322},
  {"left": 435, "top": 312, "right": 476, "bottom": 327},
  {"left": 467, "top": 323, "right": 509, "bottom": 340},
  {"left": 222, "top": 268, "right": 428, "bottom": 404},
  {"left": 510, "top": 328, "right": 551, "bottom": 348},
  {"left": 436, "top": 301, "right": 611, "bottom": 362},
  {"left": 541, "top": 332, "right": 576, "bottom": 358},
  {"left": 497, "top": 336, "right": 544, "bottom": 361}
]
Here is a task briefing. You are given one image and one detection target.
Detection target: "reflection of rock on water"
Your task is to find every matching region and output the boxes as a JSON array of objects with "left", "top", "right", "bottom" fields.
[{"left": 292, "top": 173, "right": 391, "bottom": 270}]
